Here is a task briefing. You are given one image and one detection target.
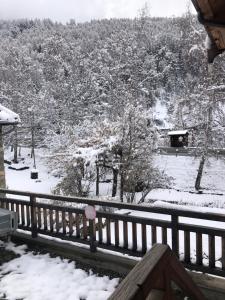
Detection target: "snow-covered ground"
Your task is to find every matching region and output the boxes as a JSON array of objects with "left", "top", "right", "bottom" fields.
[
  {"left": 4, "top": 148, "right": 59, "bottom": 194},
  {"left": 2, "top": 147, "right": 225, "bottom": 286},
  {"left": 4, "top": 148, "right": 225, "bottom": 209},
  {"left": 0, "top": 242, "right": 119, "bottom": 300},
  {"left": 148, "top": 154, "right": 225, "bottom": 209},
  {"left": 155, "top": 154, "right": 225, "bottom": 193}
]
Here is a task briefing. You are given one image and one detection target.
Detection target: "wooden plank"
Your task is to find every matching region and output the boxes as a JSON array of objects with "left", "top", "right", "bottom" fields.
[
  {"left": 123, "top": 221, "right": 128, "bottom": 249},
  {"left": 92, "top": 218, "right": 96, "bottom": 241},
  {"left": 55, "top": 210, "right": 59, "bottom": 233},
  {"left": 21, "top": 204, "right": 25, "bottom": 226},
  {"left": 108, "top": 244, "right": 171, "bottom": 300},
  {"left": 196, "top": 233, "right": 203, "bottom": 265},
  {"left": 43, "top": 208, "right": 47, "bottom": 230},
  {"left": 115, "top": 220, "right": 119, "bottom": 247},
  {"left": 62, "top": 211, "right": 66, "bottom": 234},
  {"left": 146, "top": 289, "right": 165, "bottom": 300},
  {"left": 172, "top": 215, "right": 179, "bottom": 256},
  {"left": 209, "top": 235, "right": 215, "bottom": 268},
  {"left": 30, "top": 196, "right": 37, "bottom": 238},
  {"left": 37, "top": 207, "right": 42, "bottom": 229},
  {"left": 142, "top": 224, "right": 147, "bottom": 253},
  {"left": 75, "top": 213, "right": 80, "bottom": 238},
  {"left": 151, "top": 225, "right": 156, "bottom": 246},
  {"left": 16, "top": 204, "right": 20, "bottom": 223},
  {"left": 2, "top": 188, "right": 224, "bottom": 223},
  {"left": 97, "top": 211, "right": 172, "bottom": 228},
  {"left": 97, "top": 217, "right": 103, "bottom": 244},
  {"left": 11, "top": 202, "right": 15, "bottom": 212},
  {"left": 162, "top": 227, "right": 167, "bottom": 245},
  {"left": 68, "top": 212, "right": 73, "bottom": 236},
  {"left": 179, "top": 223, "right": 225, "bottom": 237},
  {"left": 82, "top": 214, "right": 88, "bottom": 239},
  {"left": 5, "top": 200, "right": 9, "bottom": 210},
  {"left": 1, "top": 189, "right": 225, "bottom": 230},
  {"left": 222, "top": 237, "right": 225, "bottom": 270},
  {"left": 184, "top": 231, "right": 190, "bottom": 263},
  {"left": 26, "top": 205, "right": 31, "bottom": 227},
  {"left": 132, "top": 222, "right": 137, "bottom": 252},
  {"left": 49, "top": 209, "right": 54, "bottom": 232},
  {"left": 106, "top": 218, "right": 111, "bottom": 245}
]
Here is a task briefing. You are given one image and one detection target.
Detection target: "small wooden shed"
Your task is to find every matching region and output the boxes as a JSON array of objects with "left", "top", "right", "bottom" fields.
[
  {"left": 168, "top": 130, "right": 189, "bottom": 148},
  {"left": 0, "top": 105, "right": 20, "bottom": 188}
]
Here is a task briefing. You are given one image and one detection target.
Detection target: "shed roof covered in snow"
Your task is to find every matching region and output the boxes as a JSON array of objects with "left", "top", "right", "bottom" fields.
[
  {"left": 168, "top": 130, "right": 188, "bottom": 136},
  {"left": 0, "top": 105, "right": 20, "bottom": 125},
  {"left": 191, "top": 0, "right": 225, "bottom": 63}
]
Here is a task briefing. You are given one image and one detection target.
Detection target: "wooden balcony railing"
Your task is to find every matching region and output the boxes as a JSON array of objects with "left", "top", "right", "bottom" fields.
[
  {"left": 109, "top": 244, "right": 206, "bottom": 300},
  {"left": 0, "top": 188, "right": 225, "bottom": 278}
]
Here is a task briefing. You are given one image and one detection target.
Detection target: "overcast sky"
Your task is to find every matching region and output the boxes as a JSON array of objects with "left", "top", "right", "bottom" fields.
[{"left": 0, "top": 0, "right": 196, "bottom": 23}]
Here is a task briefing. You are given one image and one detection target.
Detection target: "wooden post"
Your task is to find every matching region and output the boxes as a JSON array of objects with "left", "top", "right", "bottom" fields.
[
  {"left": 171, "top": 215, "right": 179, "bottom": 257},
  {"left": 89, "top": 219, "right": 96, "bottom": 252},
  {"left": 0, "top": 127, "right": 6, "bottom": 189},
  {"left": 30, "top": 195, "right": 37, "bottom": 238}
]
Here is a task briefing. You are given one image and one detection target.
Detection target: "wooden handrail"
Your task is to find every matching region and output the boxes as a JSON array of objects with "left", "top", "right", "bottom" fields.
[
  {"left": 1, "top": 189, "right": 225, "bottom": 277},
  {"left": 1, "top": 188, "right": 225, "bottom": 222},
  {"left": 109, "top": 244, "right": 206, "bottom": 300}
]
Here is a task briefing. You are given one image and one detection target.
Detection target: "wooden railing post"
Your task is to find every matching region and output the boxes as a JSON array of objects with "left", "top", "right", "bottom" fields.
[
  {"left": 30, "top": 195, "right": 37, "bottom": 238},
  {"left": 172, "top": 215, "right": 178, "bottom": 256},
  {"left": 89, "top": 219, "right": 97, "bottom": 252}
]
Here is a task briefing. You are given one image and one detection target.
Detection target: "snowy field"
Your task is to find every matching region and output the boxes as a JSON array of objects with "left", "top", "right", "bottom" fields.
[
  {"left": 4, "top": 148, "right": 59, "bottom": 194},
  {"left": 3, "top": 148, "right": 225, "bottom": 210},
  {"left": 155, "top": 154, "right": 225, "bottom": 193},
  {"left": 0, "top": 242, "right": 119, "bottom": 300},
  {"left": 2, "top": 147, "right": 225, "bottom": 290}
]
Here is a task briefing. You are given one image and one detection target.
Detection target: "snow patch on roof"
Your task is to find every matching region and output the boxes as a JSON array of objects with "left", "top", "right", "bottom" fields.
[
  {"left": 168, "top": 130, "right": 188, "bottom": 136},
  {"left": 0, "top": 105, "right": 20, "bottom": 125}
]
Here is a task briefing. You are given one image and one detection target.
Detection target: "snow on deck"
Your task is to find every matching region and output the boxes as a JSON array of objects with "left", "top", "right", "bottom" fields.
[{"left": 0, "top": 242, "right": 119, "bottom": 300}]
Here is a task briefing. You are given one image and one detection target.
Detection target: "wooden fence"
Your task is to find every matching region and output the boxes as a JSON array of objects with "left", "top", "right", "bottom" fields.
[{"left": 0, "top": 188, "right": 225, "bottom": 277}]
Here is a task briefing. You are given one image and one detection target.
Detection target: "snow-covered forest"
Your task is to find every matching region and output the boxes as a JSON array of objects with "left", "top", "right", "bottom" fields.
[{"left": 1, "top": 13, "right": 225, "bottom": 201}]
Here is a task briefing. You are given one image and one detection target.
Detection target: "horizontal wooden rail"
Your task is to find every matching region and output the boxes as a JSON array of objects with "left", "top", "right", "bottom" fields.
[
  {"left": 0, "top": 188, "right": 225, "bottom": 277},
  {"left": 1, "top": 188, "right": 225, "bottom": 221}
]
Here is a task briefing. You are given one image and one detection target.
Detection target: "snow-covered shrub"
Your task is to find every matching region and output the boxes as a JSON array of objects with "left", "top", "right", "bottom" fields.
[{"left": 54, "top": 158, "right": 95, "bottom": 197}]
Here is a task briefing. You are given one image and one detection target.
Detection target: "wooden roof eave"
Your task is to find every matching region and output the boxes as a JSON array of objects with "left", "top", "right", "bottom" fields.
[
  {"left": 191, "top": 0, "right": 225, "bottom": 63},
  {"left": 0, "top": 121, "right": 20, "bottom": 126}
]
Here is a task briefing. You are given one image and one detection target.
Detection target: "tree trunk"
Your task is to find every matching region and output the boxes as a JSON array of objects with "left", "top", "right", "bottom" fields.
[
  {"left": 112, "top": 168, "right": 118, "bottom": 197},
  {"left": 120, "top": 168, "right": 124, "bottom": 202},
  {"left": 195, "top": 155, "right": 205, "bottom": 191},
  {"left": 0, "top": 127, "right": 6, "bottom": 189},
  {"left": 96, "top": 164, "right": 99, "bottom": 196},
  {"left": 31, "top": 125, "right": 36, "bottom": 168},
  {"left": 13, "top": 126, "right": 18, "bottom": 163}
]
